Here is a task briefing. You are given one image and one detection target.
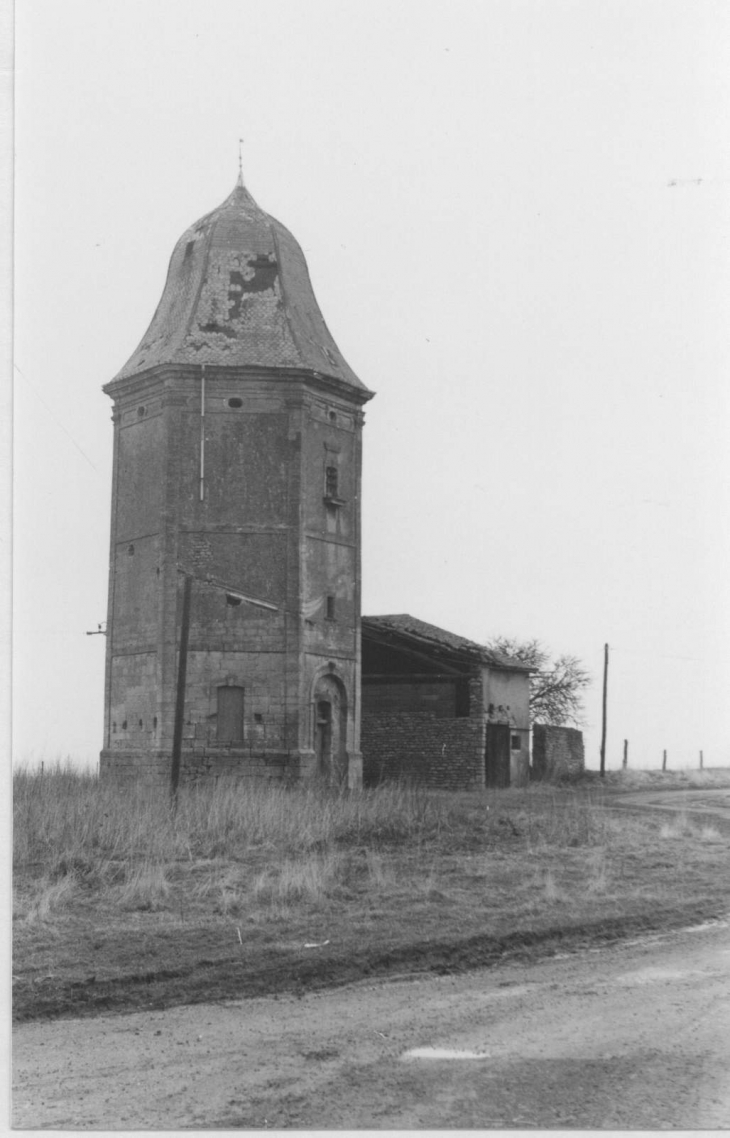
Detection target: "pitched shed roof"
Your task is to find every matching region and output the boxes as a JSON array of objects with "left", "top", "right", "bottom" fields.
[
  {"left": 111, "top": 178, "right": 371, "bottom": 394},
  {"left": 362, "top": 614, "right": 533, "bottom": 672}
]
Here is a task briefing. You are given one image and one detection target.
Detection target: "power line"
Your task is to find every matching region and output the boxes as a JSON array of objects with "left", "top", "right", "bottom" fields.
[{"left": 14, "top": 363, "right": 100, "bottom": 474}]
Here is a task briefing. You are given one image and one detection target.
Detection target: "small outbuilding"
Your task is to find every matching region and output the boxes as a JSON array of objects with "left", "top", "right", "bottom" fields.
[{"left": 361, "top": 614, "right": 532, "bottom": 789}]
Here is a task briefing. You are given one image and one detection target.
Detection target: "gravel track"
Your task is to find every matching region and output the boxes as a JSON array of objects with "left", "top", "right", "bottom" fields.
[{"left": 13, "top": 917, "right": 730, "bottom": 1129}]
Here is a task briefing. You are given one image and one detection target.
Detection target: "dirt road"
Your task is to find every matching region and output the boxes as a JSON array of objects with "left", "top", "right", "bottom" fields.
[
  {"left": 610, "top": 786, "right": 730, "bottom": 827},
  {"left": 13, "top": 917, "right": 730, "bottom": 1129}
]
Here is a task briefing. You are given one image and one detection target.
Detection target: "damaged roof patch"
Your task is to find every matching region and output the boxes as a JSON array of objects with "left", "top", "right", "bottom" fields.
[{"left": 112, "top": 182, "right": 370, "bottom": 392}]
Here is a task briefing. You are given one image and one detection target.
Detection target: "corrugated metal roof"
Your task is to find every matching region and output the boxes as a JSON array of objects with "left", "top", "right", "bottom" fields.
[
  {"left": 112, "top": 181, "right": 370, "bottom": 392},
  {"left": 362, "top": 614, "right": 533, "bottom": 671}
]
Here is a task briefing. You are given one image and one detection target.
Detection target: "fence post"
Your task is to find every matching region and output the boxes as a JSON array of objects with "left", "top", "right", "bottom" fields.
[
  {"left": 622, "top": 739, "right": 628, "bottom": 770},
  {"left": 662, "top": 749, "right": 667, "bottom": 772},
  {"left": 700, "top": 750, "right": 703, "bottom": 771}
]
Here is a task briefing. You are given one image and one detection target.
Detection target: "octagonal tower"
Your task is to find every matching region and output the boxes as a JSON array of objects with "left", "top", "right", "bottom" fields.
[{"left": 101, "top": 174, "right": 373, "bottom": 786}]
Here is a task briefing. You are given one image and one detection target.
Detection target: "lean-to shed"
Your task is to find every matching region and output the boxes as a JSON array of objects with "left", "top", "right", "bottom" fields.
[{"left": 361, "top": 614, "right": 532, "bottom": 789}]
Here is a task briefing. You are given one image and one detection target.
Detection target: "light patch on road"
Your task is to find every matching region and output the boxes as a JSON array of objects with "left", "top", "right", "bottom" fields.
[
  {"left": 402, "top": 1047, "right": 491, "bottom": 1061},
  {"left": 615, "top": 967, "right": 704, "bottom": 986}
]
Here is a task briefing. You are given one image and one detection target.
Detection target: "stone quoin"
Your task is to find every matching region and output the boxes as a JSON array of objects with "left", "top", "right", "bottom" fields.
[{"left": 100, "top": 172, "right": 374, "bottom": 786}]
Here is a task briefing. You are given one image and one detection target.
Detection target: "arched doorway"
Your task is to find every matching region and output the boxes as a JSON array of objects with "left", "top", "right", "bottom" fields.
[{"left": 312, "top": 674, "right": 348, "bottom": 786}]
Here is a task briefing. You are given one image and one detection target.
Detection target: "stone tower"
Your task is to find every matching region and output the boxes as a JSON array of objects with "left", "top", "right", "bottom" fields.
[{"left": 100, "top": 174, "right": 373, "bottom": 786}]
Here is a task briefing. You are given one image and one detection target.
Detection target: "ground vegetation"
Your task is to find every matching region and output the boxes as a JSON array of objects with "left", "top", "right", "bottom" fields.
[{"left": 13, "top": 763, "right": 730, "bottom": 1022}]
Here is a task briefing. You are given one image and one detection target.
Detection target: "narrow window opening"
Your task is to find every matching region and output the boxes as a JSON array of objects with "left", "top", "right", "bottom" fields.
[
  {"left": 112, "top": 722, "right": 117, "bottom": 733},
  {"left": 328, "top": 410, "right": 337, "bottom": 422},
  {"left": 127, "top": 544, "right": 135, "bottom": 556},
  {"left": 217, "top": 685, "right": 244, "bottom": 744},
  {"left": 153, "top": 717, "right": 158, "bottom": 730},
  {"left": 156, "top": 567, "right": 160, "bottom": 577},
  {"left": 317, "top": 700, "right": 331, "bottom": 724},
  {"left": 137, "top": 405, "right": 146, "bottom": 418},
  {"left": 138, "top": 719, "right": 143, "bottom": 728},
  {"left": 325, "top": 465, "right": 339, "bottom": 498},
  {"left": 122, "top": 720, "right": 127, "bottom": 730},
  {"left": 254, "top": 713, "right": 263, "bottom": 724},
  {"left": 228, "top": 397, "right": 243, "bottom": 409},
  {"left": 511, "top": 734, "right": 521, "bottom": 751},
  {"left": 326, "top": 595, "right": 336, "bottom": 620}
]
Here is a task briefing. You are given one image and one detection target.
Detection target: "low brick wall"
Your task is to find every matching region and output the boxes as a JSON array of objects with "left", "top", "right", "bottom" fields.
[
  {"left": 361, "top": 711, "right": 483, "bottom": 789},
  {"left": 531, "top": 725, "right": 585, "bottom": 780}
]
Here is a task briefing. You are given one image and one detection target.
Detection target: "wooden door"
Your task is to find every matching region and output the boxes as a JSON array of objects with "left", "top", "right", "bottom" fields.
[
  {"left": 217, "top": 685, "right": 245, "bottom": 744},
  {"left": 485, "top": 722, "right": 511, "bottom": 788}
]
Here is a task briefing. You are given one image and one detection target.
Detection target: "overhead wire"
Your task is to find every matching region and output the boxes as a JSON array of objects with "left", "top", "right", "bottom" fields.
[{"left": 13, "top": 363, "right": 100, "bottom": 474}]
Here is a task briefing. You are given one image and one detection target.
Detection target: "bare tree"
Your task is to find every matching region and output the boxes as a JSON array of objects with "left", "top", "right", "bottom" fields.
[{"left": 485, "top": 637, "right": 591, "bottom": 727}]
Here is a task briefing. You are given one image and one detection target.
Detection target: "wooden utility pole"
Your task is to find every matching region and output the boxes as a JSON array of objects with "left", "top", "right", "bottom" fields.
[
  {"left": 170, "top": 573, "right": 193, "bottom": 806},
  {"left": 700, "top": 750, "right": 704, "bottom": 770},
  {"left": 168, "top": 569, "right": 278, "bottom": 807},
  {"left": 623, "top": 739, "right": 628, "bottom": 770},
  {"left": 599, "top": 643, "right": 609, "bottom": 777},
  {"left": 662, "top": 749, "right": 667, "bottom": 772}
]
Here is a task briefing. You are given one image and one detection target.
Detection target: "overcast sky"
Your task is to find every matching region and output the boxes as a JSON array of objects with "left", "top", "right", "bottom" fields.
[{"left": 13, "top": 0, "right": 730, "bottom": 770}]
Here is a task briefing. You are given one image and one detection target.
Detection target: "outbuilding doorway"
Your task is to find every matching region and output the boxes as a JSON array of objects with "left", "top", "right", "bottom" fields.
[{"left": 485, "top": 722, "right": 511, "bottom": 788}]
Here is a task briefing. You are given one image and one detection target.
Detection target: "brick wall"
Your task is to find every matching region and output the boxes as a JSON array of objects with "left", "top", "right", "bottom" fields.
[
  {"left": 361, "top": 711, "right": 483, "bottom": 789},
  {"left": 103, "top": 369, "right": 368, "bottom": 784},
  {"left": 532, "top": 725, "right": 585, "bottom": 780}
]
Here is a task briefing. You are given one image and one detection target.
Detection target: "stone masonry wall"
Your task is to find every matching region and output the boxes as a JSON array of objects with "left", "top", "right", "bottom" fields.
[
  {"left": 532, "top": 725, "right": 585, "bottom": 780},
  {"left": 99, "top": 748, "right": 293, "bottom": 785},
  {"left": 361, "top": 711, "right": 483, "bottom": 789}
]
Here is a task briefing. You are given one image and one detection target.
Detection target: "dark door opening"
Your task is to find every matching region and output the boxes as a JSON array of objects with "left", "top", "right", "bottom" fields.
[
  {"left": 316, "top": 700, "right": 332, "bottom": 778},
  {"left": 217, "top": 685, "right": 244, "bottom": 744},
  {"left": 485, "top": 722, "right": 511, "bottom": 788}
]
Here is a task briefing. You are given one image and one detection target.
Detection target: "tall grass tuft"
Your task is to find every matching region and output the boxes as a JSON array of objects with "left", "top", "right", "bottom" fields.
[
  {"left": 118, "top": 861, "right": 171, "bottom": 911},
  {"left": 13, "top": 766, "right": 446, "bottom": 881}
]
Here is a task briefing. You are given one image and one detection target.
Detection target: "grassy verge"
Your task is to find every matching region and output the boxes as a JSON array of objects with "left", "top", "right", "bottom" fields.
[
  {"left": 13, "top": 764, "right": 730, "bottom": 1022},
  {"left": 597, "top": 767, "right": 730, "bottom": 792}
]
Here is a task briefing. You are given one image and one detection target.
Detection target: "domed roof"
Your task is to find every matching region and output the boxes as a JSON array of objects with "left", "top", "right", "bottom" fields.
[{"left": 113, "top": 178, "right": 368, "bottom": 391}]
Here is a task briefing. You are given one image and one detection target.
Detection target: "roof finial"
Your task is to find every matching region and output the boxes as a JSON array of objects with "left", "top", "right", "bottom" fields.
[{"left": 237, "top": 138, "right": 244, "bottom": 188}]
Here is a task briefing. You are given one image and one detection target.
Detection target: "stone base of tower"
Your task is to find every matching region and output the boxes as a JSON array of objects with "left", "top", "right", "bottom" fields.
[
  {"left": 100, "top": 749, "right": 170, "bottom": 785},
  {"left": 346, "top": 752, "right": 363, "bottom": 791},
  {"left": 100, "top": 747, "right": 363, "bottom": 789},
  {"left": 296, "top": 750, "right": 362, "bottom": 790}
]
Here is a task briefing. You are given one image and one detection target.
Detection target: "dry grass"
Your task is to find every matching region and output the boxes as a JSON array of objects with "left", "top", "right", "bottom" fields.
[
  {"left": 603, "top": 767, "right": 730, "bottom": 792},
  {"left": 12, "top": 763, "right": 730, "bottom": 1020}
]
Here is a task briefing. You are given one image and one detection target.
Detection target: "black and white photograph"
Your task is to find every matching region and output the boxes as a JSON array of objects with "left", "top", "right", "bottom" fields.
[{"left": 9, "top": 0, "right": 730, "bottom": 1129}]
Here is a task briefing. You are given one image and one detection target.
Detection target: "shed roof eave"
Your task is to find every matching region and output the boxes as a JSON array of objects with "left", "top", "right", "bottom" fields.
[{"left": 362, "top": 615, "right": 534, "bottom": 673}]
